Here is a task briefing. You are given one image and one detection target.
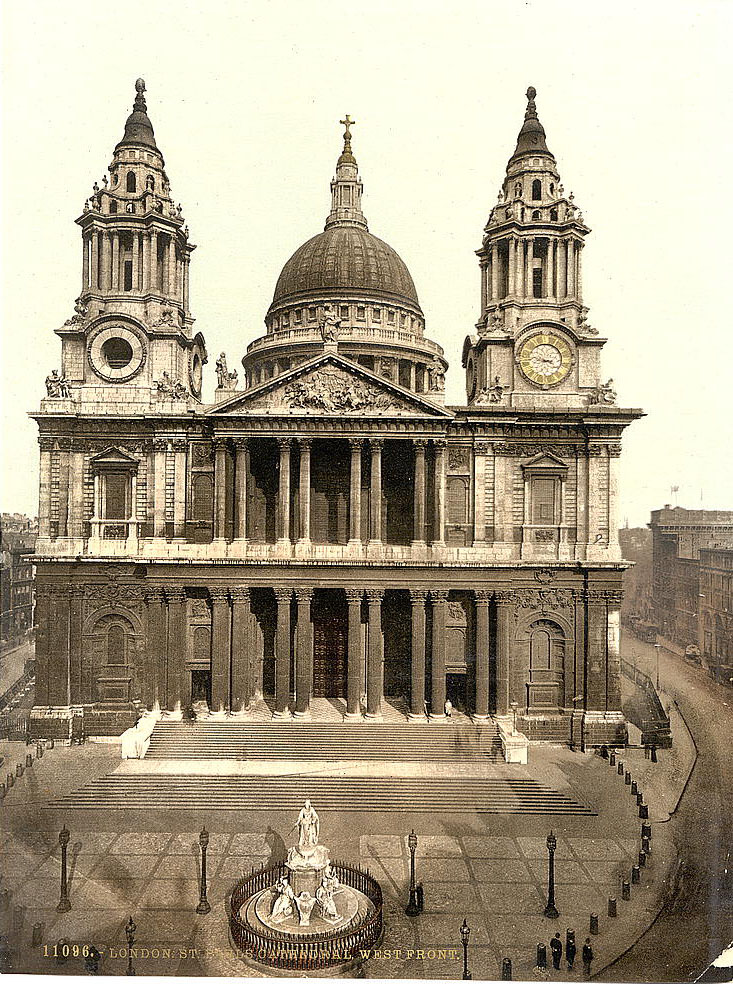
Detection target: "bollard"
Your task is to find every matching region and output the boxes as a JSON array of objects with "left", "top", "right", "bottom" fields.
[
  {"left": 639, "top": 804, "right": 649, "bottom": 819},
  {"left": 501, "top": 957, "right": 512, "bottom": 980},
  {"left": 25, "top": 753, "right": 33, "bottom": 769},
  {"left": 642, "top": 835, "right": 652, "bottom": 856},
  {"left": 12, "top": 904, "right": 24, "bottom": 932},
  {"left": 15, "top": 764, "right": 23, "bottom": 778},
  {"left": 642, "top": 822, "right": 652, "bottom": 841},
  {"left": 609, "top": 751, "right": 616, "bottom": 766},
  {"left": 617, "top": 761, "right": 624, "bottom": 775},
  {"left": 48, "top": 739, "right": 55, "bottom": 750},
  {"left": 636, "top": 791, "right": 644, "bottom": 806},
  {"left": 536, "top": 943, "right": 547, "bottom": 969},
  {"left": 589, "top": 913, "right": 599, "bottom": 935},
  {"left": 630, "top": 780, "right": 638, "bottom": 796},
  {"left": 600, "top": 745, "right": 609, "bottom": 759},
  {"left": 608, "top": 896, "right": 617, "bottom": 918},
  {"left": 37, "top": 743, "right": 44, "bottom": 759},
  {"left": 621, "top": 879, "right": 631, "bottom": 901},
  {"left": 55, "top": 937, "right": 69, "bottom": 965},
  {"left": 644, "top": 744, "right": 650, "bottom": 759},
  {"left": 6, "top": 774, "right": 13, "bottom": 788},
  {"left": 31, "top": 922, "right": 43, "bottom": 947},
  {"left": 651, "top": 745, "right": 658, "bottom": 763},
  {"left": 416, "top": 882, "right": 424, "bottom": 913},
  {"left": 639, "top": 850, "right": 647, "bottom": 868},
  {"left": 625, "top": 771, "right": 632, "bottom": 786},
  {"left": 631, "top": 865, "right": 641, "bottom": 885}
]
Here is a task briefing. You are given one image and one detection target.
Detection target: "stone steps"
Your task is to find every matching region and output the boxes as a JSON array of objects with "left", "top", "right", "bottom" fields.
[
  {"left": 46, "top": 774, "right": 595, "bottom": 815},
  {"left": 145, "top": 721, "right": 503, "bottom": 761}
]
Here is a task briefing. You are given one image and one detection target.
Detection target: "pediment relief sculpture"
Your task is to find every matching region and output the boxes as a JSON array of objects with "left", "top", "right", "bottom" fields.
[{"left": 246, "top": 366, "right": 411, "bottom": 415}]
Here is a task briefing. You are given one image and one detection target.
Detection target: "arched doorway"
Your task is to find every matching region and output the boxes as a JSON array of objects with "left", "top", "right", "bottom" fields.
[{"left": 526, "top": 619, "right": 565, "bottom": 710}]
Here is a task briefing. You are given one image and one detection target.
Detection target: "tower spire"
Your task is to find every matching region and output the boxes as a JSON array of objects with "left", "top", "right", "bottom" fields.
[
  {"left": 115, "top": 77, "right": 159, "bottom": 154},
  {"left": 510, "top": 85, "right": 551, "bottom": 162},
  {"left": 325, "top": 115, "right": 367, "bottom": 230}
]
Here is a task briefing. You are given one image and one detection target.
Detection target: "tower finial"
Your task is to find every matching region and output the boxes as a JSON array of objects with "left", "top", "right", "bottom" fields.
[
  {"left": 338, "top": 114, "right": 356, "bottom": 165},
  {"left": 525, "top": 86, "right": 537, "bottom": 119},
  {"left": 134, "top": 78, "right": 147, "bottom": 113}
]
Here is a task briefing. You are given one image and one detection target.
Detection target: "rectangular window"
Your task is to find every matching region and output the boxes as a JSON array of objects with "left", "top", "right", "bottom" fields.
[
  {"left": 532, "top": 267, "right": 543, "bottom": 298},
  {"left": 123, "top": 260, "right": 133, "bottom": 291},
  {"left": 447, "top": 479, "right": 468, "bottom": 525},
  {"left": 531, "top": 478, "right": 556, "bottom": 525},
  {"left": 387, "top": 310, "right": 395, "bottom": 324},
  {"left": 308, "top": 307, "right": 316, "bottom": 321},
  {"left": 340, "top": 305, "right": 349, "bottom": 319},
  {"left": 357, "top": 306, "right": 365, "bottom": 320},
  {"left": 372, "top": 307, "right": 381, "bottom": 321},
  {"left": 104, "top": 473, "right": 128, "bottom": 520},
  {"left": 294, "top": 309, "right": 302, "bottom": 324}
]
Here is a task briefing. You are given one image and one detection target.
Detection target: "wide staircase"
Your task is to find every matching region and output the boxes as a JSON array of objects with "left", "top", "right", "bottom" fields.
[{"left": 144, "top": 719, "right": 504, "bottom": 762}]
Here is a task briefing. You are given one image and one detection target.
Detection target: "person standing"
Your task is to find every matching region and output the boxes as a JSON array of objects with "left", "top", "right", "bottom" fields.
[
  {"left": 550, "top": 933, "right": 562, "bottom": 970},
  {"left": 566, "top": 931, "right": 577, "bottom": 971},
  {"left": 582, "top": 938, "right": 594, "bottom": 977}
]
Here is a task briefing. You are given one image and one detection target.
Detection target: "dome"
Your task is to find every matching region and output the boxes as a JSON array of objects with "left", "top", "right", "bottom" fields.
[{"left": 269, "top": 225, "right": 421, "bottom": 312}]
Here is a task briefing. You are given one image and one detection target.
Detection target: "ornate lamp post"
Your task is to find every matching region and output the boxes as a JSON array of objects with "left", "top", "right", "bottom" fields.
[
  {"left": 460, "top": 918, "right": 472, "bottom": 980},
  {"left": 124, "top": 916, "right": 136, "bottom": 976},
  {"left": 197, "top": 828, "right": 211, "bottom": 914},
  {"left": 56, "top": 826, "right": 71, "bottom": 912},
  {"left": 510, "top": 700, "right": 518, "bottom": 735},
  {"left": 544, "top": 831, "right": 559, "bottom": 919},
  {"left": 654, "top": 643, "right": 661, "bottom": 691},
  {"left": 406, "top": 830, "right": 419, "bottom": 916}
]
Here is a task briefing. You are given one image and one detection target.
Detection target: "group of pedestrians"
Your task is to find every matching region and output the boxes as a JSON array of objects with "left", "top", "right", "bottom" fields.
[{"left": 545, "top": 930, "right": 594, "bottom": 976}]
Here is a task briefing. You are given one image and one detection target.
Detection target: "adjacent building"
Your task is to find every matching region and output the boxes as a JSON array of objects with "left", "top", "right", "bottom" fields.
[
  {"left": 699, "top": 548, "right": 733, "bottom": 683},
  {"left": 1, "top": 528, "right": 36, "bottom": 645},
  {"left": 29, "top": 81, "right": 642, "bottom": 744},
  {"left": 649, "top": 507, "right": 733, "bottom": 655}
]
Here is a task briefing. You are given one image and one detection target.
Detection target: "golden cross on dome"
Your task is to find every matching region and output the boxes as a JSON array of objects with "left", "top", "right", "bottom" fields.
[{"left": 340, "top": 115, "right": 355, "bottom": 139}]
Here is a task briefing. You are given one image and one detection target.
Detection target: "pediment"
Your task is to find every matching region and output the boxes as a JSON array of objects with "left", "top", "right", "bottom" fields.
[
  {"left": 89, "top": 446, "right": 139, "bottom": 469},
  {"left": 521, "top": 451, "right": 568, "bottom": 473},
  {"left": 208, "top": 354, "right": 452, "bottom": 418}
]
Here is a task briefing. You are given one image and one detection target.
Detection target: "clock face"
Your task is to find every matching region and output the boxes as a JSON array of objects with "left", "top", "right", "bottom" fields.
[
  {"left": 518, "top": 333, "right": 572, "bottom": 386},
  {"left": 189, "top": 351, "right": 203, "bottom": 397}
]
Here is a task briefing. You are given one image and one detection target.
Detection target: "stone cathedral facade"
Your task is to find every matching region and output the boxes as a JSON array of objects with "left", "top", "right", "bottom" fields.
[{"left": 30, "top": 81, "right": 642, "bottom": 744}]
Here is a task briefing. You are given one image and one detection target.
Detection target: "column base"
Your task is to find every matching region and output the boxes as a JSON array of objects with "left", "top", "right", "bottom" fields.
[
  {"left": 292, "top": 708, "right": 312, "bottom": 721},
  {"left": 343, "top": 711, "right": 364, "bottom": 722},
  {"left": 294, "top": 538, "right": 312, "bottom": 557},
  {"left": 366, "top": 539, "right": 383, "bottom": 557},
  {"left": 407, "top": 711, "right": 428, "bottom": 722},
  {"left": 271, "top": 708, "right": 293, "bottom": 721},
  {"left": 429, "top": 713, "right": 452, "bottom": 723},
  {"left": 346, "top": 539, "right": 364, "bottom": 554},
  {"left": 274, "top": 539, "right": 293, "bottom": 557},
  {"left": 364, "top": 711, "right": 384, "bottom": 722},
  {"left": 471, "top": 713, "right": 490, "bottom": 723},
  {"left": 410, "top": 540, "right": 427, "bottom": 549}
]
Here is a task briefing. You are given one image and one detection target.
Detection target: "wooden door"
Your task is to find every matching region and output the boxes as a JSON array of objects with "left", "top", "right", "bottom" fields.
[{"left": 313, "top": 618, "right": 347, "bottom": 697}]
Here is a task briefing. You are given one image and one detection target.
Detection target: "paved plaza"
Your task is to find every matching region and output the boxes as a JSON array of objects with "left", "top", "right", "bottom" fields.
[{"left": 0, "top": 730, "right": 687, "bottom": 980}]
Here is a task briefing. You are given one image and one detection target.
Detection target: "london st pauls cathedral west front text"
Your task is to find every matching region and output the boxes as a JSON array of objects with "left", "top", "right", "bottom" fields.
[{"left": 30, "top": 81, "right": 643, "bottom": 745}]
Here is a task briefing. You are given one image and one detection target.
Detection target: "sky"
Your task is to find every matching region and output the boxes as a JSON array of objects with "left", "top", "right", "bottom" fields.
[{"left": 1, "top": 0, "right": 731, "bottom": 526}]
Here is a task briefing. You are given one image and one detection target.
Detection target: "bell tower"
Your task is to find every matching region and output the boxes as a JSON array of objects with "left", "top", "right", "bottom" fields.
[
  {"left": 463, "top": 87, "right": 611, "bottom": 411},
  {"left": 51, "top": 79, "right": 207, "bottom": 411}
]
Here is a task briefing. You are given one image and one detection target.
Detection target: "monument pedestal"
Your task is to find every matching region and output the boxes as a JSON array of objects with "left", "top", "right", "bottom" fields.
[{"left": 287, "top": 844, "right": 330, "bottom": 899}]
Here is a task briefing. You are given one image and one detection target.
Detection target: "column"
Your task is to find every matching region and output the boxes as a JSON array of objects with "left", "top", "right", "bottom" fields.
[
  {"left": 210, "top": 588, "right": 231, "bottom": 711},
  {"left": 474, "top": 591, "right": 491, "bottom": 719},
  {"left": 162, "top": 235, "right": 169, "bottom": 295},
  {"left": 132, "top": 232, "right": 140, "bottom": 290},
  {"left": 369, "top": 439, "right": 383, "bottom": 544},
  {"left": 433, "top": 440, "right": 446, "bottom": 546},
  {"left": 153, "top": 439, "right": 167, "bottom": 537},
  {"left": 348, "top": 439, "right": 363, "bottom": 545},
  {"left": 142, "top": 232, "right": 150, "bottom": 291},
  {"left": 68, "top": 586, "right": 84, "bottom": 706},
  {"left": 507, "top": 238, "right": 516, "bottom": 295},
  {"left": 68, "top": 452, "right": 85, "bottom": 537},
  {"left": 525, "top": 237, "right": 534, "bottom": 299},
  {"left": 101, "top": 232, "right": 111, "bottom": 291},
  {"left": 145, "top": 587, "right": 167, "bottom": 707},
  {"left": 274, "top": 587, "right": 292, "bottom": 716},
  {"left": 586, "top": 589, "right": 608, "bottom": 711},
  {"left": 516, "top": 237, "right": 525, "bottom": 295},
  {"left": 34, "top": 587, "right": 51, "bottom": 705},
  {"left": 297, "top": 438, "right": 312, "bottom": 544},
  {"left": 494, "top": 591, "right": 513, "bottom": 715},
  {"left": 576, "top": 242, "right": 583, "bottom": 302},
  {"left": 213, "top": 438, "right": 227, "bottom": 541},
  {"left": 38, "top": 438, "right": 53, "bottom": 537},
  {"left": 150, "top": 230, "right": 158, "bottom": 291},
  {"left": 230, "top": 587, "right": 250, "bottom": 710},
  {"left": 606, "top": 592, "right": 622, "bottom": 711},
  {"left": 346, "top": 589, "right": 364, "bottom": 718},
  {"left": 490, "top": 242, "right": 499, "bottom": 300},
  {"left": 546, "top": 239, "right": 555, "bottom": 297},
  {"left": 567, "top": 240, "right": 576, "bottom": 297},
  {"left": 276, "top": 438, "right": 291, "bottom": 545},
  {"left": 168, "top": 236, "right": 177, "bottom": 298},
  {"left": 409, "top": 363, "right": 416, "bottom": 391},
  {"left": 111, "top": 233, "right": 120, "bottom": 290},
  {"left": 294, "top": 588, "right": 313, "bottom": 716},
  {"left": 558, "top": 238, "right": 567, "bottom": 299},
  {"left": 234, "top": 438, "right": 249, "bottom": 541},
  {"left": 48, "top": 588, "right": 70, "bottom": 705},
  {"left": 82, "top": 233, "right": 90, "bottom": 291},
  {"left": 480, "top": 263, "right": 488, "bottom": 312},
  {"left": 412, "top": 439, "right": 427, "bottom": 546},
  {"left": 409, "top": 590, "right": 427, "bottom": 718},
  {"left": 429, "top": 590, "right": 448, "bottom": 717},
  {"left": 173, "top": 439, "right": 187, "bottom": 539},
  {"left": 183, "top": 255, "right": 191, "bottom": 311},
  {"left": 90, "top": 230, "right": 99, "bottom": 289},
  {"left": 165, "top": 588, "right": 186, "bottom": 710},
  {"left": 365, "top": 589, "right": 384, "bottom": 718}
]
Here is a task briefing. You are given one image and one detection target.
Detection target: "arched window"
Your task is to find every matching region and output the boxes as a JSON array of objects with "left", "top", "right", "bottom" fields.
[
  {"left": 532, "top": 209, "right": 541, "bottom": 220},
  {"left": 193, "top": 625, "right": 211, "bottom": 663},
  {"left": 550, "top": 208, "right": 558, "bottom": 221},
  {"left": 109, "top": 201, "right": 118, "bottom": 214},
  {"left": 549, "top": 182, "right": 555, "bottom": 195},
  {"left": 514, "top": 182, "right": 522, "bottom": 199},
  {"left": 146, "top": 175, "right": 155, "bottom": 191},
  {"left": 126, "top": 171, "right": 136, "bottom": 193},
  {"left": 192, "top": 474, "right": 214, "bottom": 523},
  {"left": 531, "top": 179, "right": 542, "bottom": 201},
  {"left": 107, "top": 624, "right": 126, "bottom": 665},
  {"left": 447, "top": 478, "right": 468, "bottom": 525}
]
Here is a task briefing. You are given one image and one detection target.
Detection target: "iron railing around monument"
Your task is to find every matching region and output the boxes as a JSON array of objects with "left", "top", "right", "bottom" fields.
[{"left": 228, "top": 859, "right": 383, "bottom": 971}]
